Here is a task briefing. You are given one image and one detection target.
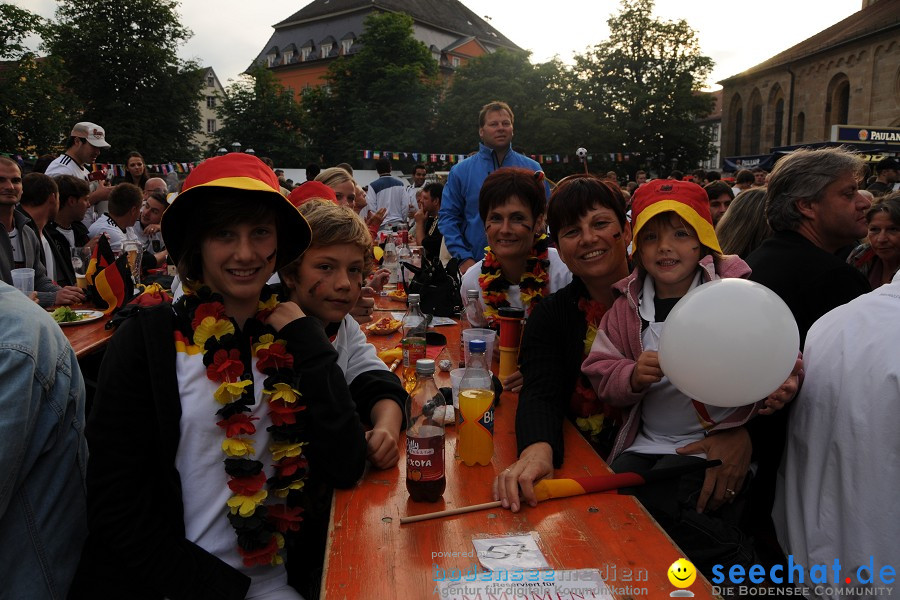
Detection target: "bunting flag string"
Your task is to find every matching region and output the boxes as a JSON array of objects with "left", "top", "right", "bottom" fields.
[
  {"left": 358, "top": 149, "right": 641, "bottom": 166},
  {"left": 82, "top": 161, "right": 198, "bottom": 177}
]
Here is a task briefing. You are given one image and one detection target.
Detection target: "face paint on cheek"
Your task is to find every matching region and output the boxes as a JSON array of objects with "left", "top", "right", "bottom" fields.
[{"left": 307, "top": 279, "right": 323, "bottom": 297}]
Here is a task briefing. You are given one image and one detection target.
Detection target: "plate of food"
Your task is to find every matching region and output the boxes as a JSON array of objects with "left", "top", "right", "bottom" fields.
[
  {"left": 52, "top": 307, "right": 105, "bottom": 326},
  {"left": 366, "top": 316, "right": 403, "bottom": 335},
  {"left": 387, "top": 289, "right": 408, "bottom": 301}
]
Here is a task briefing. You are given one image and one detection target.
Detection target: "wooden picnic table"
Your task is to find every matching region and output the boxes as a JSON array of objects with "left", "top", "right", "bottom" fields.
[
  {"left": 59, "top": 304, "right": 114, "bottom": 359},
  {"left": 321, "top": 298, "right": 720, "bottom": 599}
]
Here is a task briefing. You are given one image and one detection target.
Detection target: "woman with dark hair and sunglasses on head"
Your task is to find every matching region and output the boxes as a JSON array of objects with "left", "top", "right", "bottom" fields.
[{"left": 459, "top": 167, "right": 572, "bottom": 392}]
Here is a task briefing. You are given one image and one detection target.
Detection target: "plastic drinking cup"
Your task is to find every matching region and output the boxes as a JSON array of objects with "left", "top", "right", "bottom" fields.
[
  {"left": 11, "top": 268, "right": 34, "bottom": 295},
  {"left": 462, "top": 328, "right": 496, "bottom": 369}
]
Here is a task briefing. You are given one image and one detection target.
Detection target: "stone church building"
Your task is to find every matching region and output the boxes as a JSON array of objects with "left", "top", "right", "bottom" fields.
[{"left": 719, "top": 0, "right": 899, "bottom": 168}]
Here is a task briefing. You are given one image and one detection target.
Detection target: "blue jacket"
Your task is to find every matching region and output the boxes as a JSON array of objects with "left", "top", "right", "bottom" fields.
[
  {"left": 438, "top": 143, "right": 546, "bottom": 263},
  {"left": 0, "top": 281, "right": 88, "bottom": 599}
]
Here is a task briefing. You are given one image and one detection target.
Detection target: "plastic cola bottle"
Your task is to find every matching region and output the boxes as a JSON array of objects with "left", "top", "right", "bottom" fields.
[
  {"left": 457, "top": 339, "right": 494, "bottom": 466},
  {"left": 406, "top": 359, "right": 446, "bottom": 502}
]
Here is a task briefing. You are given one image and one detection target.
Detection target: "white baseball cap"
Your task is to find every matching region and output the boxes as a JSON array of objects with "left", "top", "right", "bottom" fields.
[{"left": 70, "top": 122, "right": 111, "bottom": 148}]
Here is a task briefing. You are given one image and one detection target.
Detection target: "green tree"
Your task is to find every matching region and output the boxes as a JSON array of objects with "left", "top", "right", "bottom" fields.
[
  {"left": 572, "top": 0, "right": 715, "bottom": 173},
  {"left": 213, "top": 65, "right": 309, "bottom": 165},
  {"left": 0, "top": 5, "right": 74, "bottom": 155},
  {"left": 1, "top": 3, "right": 46, "bottom": 60},
  {"left": 302, "top": 11, "right": 440, "bottom": 164},
  {"left": 434, "top": 50, "right": 603, "bottom": 178},
  {"left": 47, "top": 0, "right": 203, "bottom": 162}
]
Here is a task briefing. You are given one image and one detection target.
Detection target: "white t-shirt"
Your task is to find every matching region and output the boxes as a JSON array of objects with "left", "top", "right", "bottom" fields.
[
  {"left": 625, "top": 273, "right": 737, "bottom": 456},
  {"left": 87, "top": 214, "right": 132, "bottom": 254},
  {"left": 175, "top": 345, "right": 298, "bottom": 599},
  {"left": 45, "top": 153, "right": 106, "bottom": 227},
  {"left": 460, "top": 247, "right": 572, "bottom": 327},
  {"left": 41, "top": 235, "right": 56, "bottom": 282},
  {"left": 57, "top": 226, "right": 76, "bottom": 249},
  {"left": 332, "top": 314, "right": 389, "bottom": 384}
]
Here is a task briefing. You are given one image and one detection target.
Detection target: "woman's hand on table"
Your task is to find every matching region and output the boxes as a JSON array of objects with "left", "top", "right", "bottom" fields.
[
  {"left": 55, "top": 286, "right": 86, "bottom": 305},
  {"left": 266, "top": 301, "right": 306, "bottom": 331},
  {"left": 758, "top": 356, "right": 802, "bottom": 416},
  {"left": 351, "top": 287, "right": 376, "bottom": 324},
  {"left": 676, "top": 426, "right": 751, "bottom": 513},
  {"left": 365, "top": 427, "right": 400, "bottom": 469},
  {"left": 492, "top": 442, "right": 554, "bottom": 513},
  {"left": 502, "top": 370, "right": 523, "bottom": 393}
]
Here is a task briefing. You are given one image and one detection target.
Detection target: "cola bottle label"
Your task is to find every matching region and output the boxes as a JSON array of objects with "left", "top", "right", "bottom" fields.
[{"left": 406, "top": 429, "right": 444, "bottom": 482}]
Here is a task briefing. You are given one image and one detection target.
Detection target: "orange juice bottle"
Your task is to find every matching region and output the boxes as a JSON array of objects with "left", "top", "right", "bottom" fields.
[{"left": 457, "top": 339, "right": 494, "bottom": 466}]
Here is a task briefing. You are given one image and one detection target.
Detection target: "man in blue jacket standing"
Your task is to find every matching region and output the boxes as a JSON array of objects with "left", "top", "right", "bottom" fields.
[{"left": 439, "top": 101, "right": 548, "bottom": 273}]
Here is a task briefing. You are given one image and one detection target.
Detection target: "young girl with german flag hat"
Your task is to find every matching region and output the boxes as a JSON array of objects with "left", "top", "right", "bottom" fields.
[
  {"left": 581, "top": 180, "right": 799, "bottom": 577},
  {"left": 73, "top": 153, "right": 367, "bottom": 599}
]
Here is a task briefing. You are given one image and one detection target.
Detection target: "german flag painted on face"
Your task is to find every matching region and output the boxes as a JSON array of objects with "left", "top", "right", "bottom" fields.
[
  {"left": 85, "top": 235, "right": 116, "bottom": 287},
  {"left": 88, "top": 253, "right": 135, "bottom": 314}
]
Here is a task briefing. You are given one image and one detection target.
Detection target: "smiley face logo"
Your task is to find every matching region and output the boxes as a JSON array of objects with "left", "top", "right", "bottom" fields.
[{"left": 668, "top": 558, "right": 697, "bottom": 589}]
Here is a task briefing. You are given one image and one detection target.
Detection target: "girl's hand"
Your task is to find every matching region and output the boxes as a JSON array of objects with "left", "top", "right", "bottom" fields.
[
  {"left": 630, "top": 350, "right": 663, "bottom": 392},
  {"left": 758, "top": 356, "right": 803, "bottom": 415},
  {"left": 267, "top": 301, "right": 305, "bottom": 331}
]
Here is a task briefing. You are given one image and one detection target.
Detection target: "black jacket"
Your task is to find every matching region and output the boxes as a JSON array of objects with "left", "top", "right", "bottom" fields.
[
  {"left": 42, "top": 219, "right": 89, "bottom": 286},
  {"left": 515, "top": 277, "right": 591, "bottom": 467},
  {"left": 746, "top": 229, "right": 870, "bottom": 347},
  {"left": 71, "top": 305, "right": 367, "bottom": 599}
]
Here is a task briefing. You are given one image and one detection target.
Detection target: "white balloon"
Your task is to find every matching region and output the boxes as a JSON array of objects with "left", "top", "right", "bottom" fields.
[{"left": 657, "top": 279, "right": 799, "bottom": 408}]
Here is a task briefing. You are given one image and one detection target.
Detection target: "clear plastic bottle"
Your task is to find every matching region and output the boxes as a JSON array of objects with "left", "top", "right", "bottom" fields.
[
  {"left": 397, "top": 234, "right": 412, "bottom": 291},
  {"left": 383, "top": 231, "right": 399, "bottom": 284},
  {"left": 401, "top": 293, "right": 427, "bottom": 393},
  {"left": 459, "top": 289, "right": 481, "bottom": 367},
  {"left": 405, "top": 359, "right": 446, "bottom": 502},
  {"left": 457, "top": 339, "right": 495, "bottom": 466}
]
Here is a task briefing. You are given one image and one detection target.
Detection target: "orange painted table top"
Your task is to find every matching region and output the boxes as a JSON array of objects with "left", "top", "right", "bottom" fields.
[{"left": 321, "top": 311, "right": 719, "bottom": 600}]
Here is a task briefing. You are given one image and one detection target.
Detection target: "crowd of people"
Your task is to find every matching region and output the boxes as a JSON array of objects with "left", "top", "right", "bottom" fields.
[{"left": 1, "top": 102, "right": 898, "bottom": 600}]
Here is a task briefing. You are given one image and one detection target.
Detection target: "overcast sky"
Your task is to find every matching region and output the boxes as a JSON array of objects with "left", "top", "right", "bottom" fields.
[{"left": 16, "top": 0, "right": 859, "bottom": 90}]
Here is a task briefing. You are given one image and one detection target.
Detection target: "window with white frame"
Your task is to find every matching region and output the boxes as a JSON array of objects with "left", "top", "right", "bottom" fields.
[
  {"left": 321, "top": 43, "right": 332, "bottom": 59},
  {"left": 267, "top": 54, "right": 277, "bottom": 67},
  {"left": 284, "top": 50, "right": 293, "bottom": 63},
  {"left": 206, "top": 73, "right": 215, "bottom": 87},
  {"left": 301, "top": 47, "right": 311, "bottom": 61},
  {"left": 451, "top": 56, "right": 460, "bottom": 67},
  {"left": 206, "top": 96, "right": 216, "bottom": 109},
  {"left": 342, "top": 38, "right": 353, "bottom": 54},
  {"left": 207, "top": 119, "right": 216, "bottom": 133}
]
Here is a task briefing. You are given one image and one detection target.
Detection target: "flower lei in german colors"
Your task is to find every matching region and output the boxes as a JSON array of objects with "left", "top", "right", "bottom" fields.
[
  {"left": 478, "top": 234, "right": 551, "bottom": 325},
  {"left": 172, "top": 285, "right": 307, "bottom": 567},
  {"left": 571, "top": 295, "right": 620, "bottom": 459}
]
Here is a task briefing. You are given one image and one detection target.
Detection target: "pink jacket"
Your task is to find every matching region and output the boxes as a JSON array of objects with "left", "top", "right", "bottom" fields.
[{"left": 582, "top": 254, "right": 763, "bottom": 461}]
